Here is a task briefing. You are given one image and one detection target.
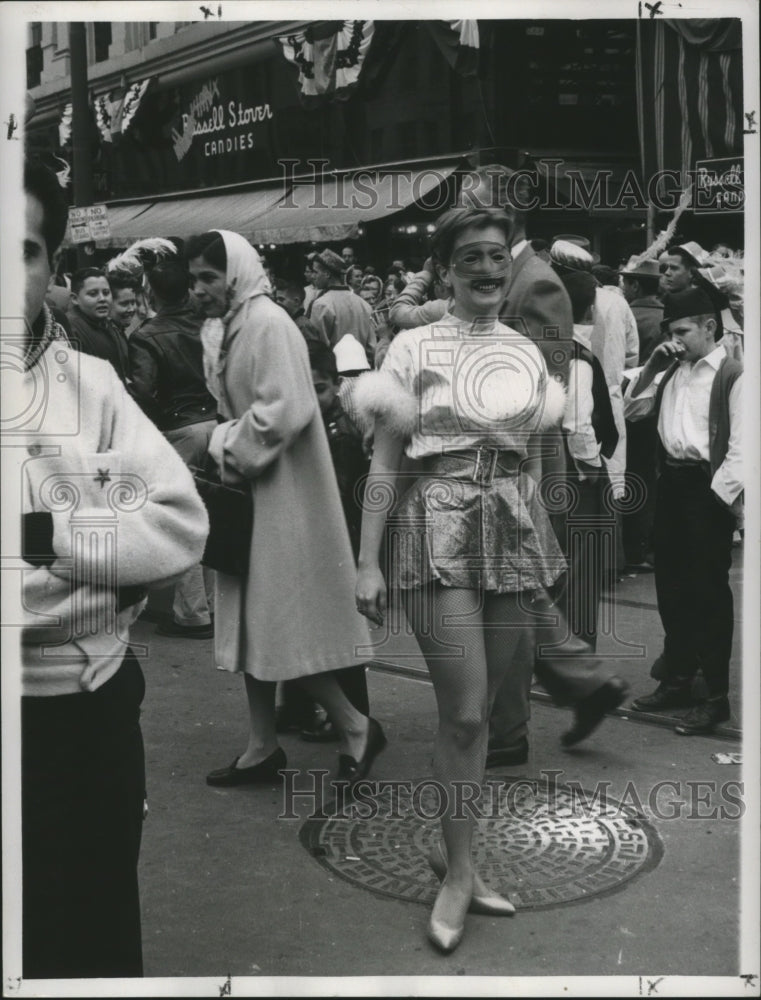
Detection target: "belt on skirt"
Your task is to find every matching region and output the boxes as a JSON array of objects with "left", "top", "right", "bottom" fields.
[{"left": 419, "top": 447, "right": 521, "bottom": 487}]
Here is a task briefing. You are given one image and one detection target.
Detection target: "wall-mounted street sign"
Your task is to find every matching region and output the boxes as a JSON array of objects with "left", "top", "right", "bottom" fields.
[
  {"left": 67, "top": 204, "right": 112, "bottom": 243},
  {"left": 693, "top": 157, "right": 744, "bottom": 214}
]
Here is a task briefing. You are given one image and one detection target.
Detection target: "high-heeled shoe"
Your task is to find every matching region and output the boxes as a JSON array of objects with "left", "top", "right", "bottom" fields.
[
  {"left": 427, "top": 912, "right": 465, "bottom": 954},
  {"left": 427, "top": 841, "right": 515, "bottom": 916},
  {"left": 336, "top": 717, "right": 387, "bottom": 787}
]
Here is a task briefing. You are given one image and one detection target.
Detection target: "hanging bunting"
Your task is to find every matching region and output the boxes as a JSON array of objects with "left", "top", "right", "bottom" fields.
[
  {"left": 93, "top": 93, "right": 114, "bottom": 143},
  {"left": 277, "top": 21, "right": 375, "bottom": 105},
  {"left": 58, "top": 103, "right": 72, "bottom": 147},
  {"left": 119, "top": 78, "right": 152, "bottom": 134},
  {"left": 92, "top": 79, "right": 152, "bottom": 143}
]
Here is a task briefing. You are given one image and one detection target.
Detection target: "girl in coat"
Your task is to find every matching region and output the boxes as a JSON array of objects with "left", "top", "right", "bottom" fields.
[
  {"left": 354, "top": 207, "right": 567, "bottom": 954},
  {"left": 185, "top": 230, "right": 385, "bottom": 790}
]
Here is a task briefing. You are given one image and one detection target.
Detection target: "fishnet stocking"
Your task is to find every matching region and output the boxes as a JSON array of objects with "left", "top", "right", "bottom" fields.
[{"left": 402, "top": 584, "right": 532, "bottom": 885}]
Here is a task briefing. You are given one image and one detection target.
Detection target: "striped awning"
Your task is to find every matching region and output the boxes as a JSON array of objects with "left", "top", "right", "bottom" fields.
[
  {"left": 97, "top": 160, "right": 459, "bottom": 246},
  {"left": 635, "top": 18, "right": 743, "bottom": 186},
  {"left": 98, "top": 187, "right": 288, "bottom": 244},
  {"left": 246, "top": 162, "right": 458, "bottom": 244}
]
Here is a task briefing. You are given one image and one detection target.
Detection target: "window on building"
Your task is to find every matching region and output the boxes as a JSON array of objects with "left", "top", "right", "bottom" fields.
[
  {"left": 148, "top": 23, "right": 158, "bottom": 40},
  {"left": 93, "top": 22, "right": 112, "bottom": 62},
  {"left": 26, "top": 23, "right": 43, "bottom": 88}
]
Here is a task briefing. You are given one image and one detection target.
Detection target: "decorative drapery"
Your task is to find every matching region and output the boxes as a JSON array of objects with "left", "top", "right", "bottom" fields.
[
  {"left": 635, "top": 18, "right": 742, "bottom": 183},
  {"left": 93, "top": 78, "right": 153, "bottom": 143},
  {"left": 277, "top": 21, "right": 375, "bottom": 105}
]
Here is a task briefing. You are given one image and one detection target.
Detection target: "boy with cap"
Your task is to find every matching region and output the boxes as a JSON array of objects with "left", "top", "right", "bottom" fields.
[{"left": 624, "top": 286, "right": 742, "bottom": 734}]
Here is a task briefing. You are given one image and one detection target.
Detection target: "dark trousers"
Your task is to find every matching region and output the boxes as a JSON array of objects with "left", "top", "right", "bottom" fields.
[
  {"left": 653, "top": 464, "right": 735, "bottom": 698},
  {"left": 622, "top": 416, "right": 659, "bottom": 564},
  {"left": 22, "top": 651, "right": 146, "bottom": 979},
  {"left": 558, "top": 473, "right": 609, "bottom": 652},
  {"left": 490, "top": 471, "right": 617, "bottom": 739}
]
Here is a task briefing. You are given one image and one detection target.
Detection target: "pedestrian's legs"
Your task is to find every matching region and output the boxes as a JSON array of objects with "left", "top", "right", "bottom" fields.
[
  {"left": 564, "top": 475, "right": 607, "bottom": 651},
  {"left": 402, "top": 585, "right": 493, "bottom": 940},
  {"left": 623, "top": 416, "right": 658, "bottom": 565},
  {"left": 652, "top": 469, "right": 699, "bottom": 684},
  {"left": 165, "top": 420, "right": 216, "bottom": 627},
  {"left": 172, "top": 563, "right": 212, "bottom": 627},
  {"left": 487, "top": 628, "right": 532, "bottom": 746},
  {"left": 22, "top": 651, "right": 145, "bottom": 979},
  {"left": 297, "top": 672, "right": 370, "bottom": 761},
  {"left": 678, "top": 473, "right": 735, "bottom": 698},
  {"left": 335, "top": 663, "right": 370, "bottom": 715},
  {"left": 237, "top": 674, "right": 279, "bottom": 768}
]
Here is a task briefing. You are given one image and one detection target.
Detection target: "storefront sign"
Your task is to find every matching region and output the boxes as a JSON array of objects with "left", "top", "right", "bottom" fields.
[
  {"left": 693, "top": 157, "right": 744, "bottom": 213},
  {"left": 68, "top": 204, "right": 111, "bottom": 243},
  {"left": 171, "top": 77, "right": 274, "bottom": 163}
]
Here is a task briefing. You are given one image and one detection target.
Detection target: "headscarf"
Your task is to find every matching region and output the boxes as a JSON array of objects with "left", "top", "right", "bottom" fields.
[{"left": 200, "top": 230, "right": 269, "bottom": 400}]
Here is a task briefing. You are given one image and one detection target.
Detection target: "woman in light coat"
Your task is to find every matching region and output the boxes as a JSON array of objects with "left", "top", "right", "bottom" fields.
[{"left": 186, "top": 229, "right": 385, "bottom": 788}]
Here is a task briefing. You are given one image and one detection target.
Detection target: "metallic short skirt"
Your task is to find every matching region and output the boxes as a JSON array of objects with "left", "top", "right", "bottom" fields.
[{"left": 387, "top": 469, "right": 566, "bottom": 593}]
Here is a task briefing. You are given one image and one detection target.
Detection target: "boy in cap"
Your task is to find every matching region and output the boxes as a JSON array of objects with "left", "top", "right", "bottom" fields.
[{"left": 624, "top": 286, "right": 742, "bottom": 734}]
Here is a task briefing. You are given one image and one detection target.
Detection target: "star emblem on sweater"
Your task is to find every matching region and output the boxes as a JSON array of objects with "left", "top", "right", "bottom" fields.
[{"left": 94, "top": 468, "right": 111, "bottom": 488}]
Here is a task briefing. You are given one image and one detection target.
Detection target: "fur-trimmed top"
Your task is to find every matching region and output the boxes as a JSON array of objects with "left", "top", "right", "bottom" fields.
[{"left": 353, "top": 315, "right": 566, "bottom": 460}]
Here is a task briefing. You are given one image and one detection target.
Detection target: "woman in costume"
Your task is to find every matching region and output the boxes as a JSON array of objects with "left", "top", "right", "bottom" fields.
[{"left": 354, "top": 207, "right": 566, "bottom": 953}]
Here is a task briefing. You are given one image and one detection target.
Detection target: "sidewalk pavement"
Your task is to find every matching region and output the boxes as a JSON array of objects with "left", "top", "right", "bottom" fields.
[{"left": 133, "top": 574, "right": 750, "bottom": 985}]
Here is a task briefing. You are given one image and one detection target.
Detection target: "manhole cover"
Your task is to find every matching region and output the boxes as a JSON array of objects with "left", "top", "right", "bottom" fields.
[{"left": 299, "top": 775, "right": 662, "bottom": 910}]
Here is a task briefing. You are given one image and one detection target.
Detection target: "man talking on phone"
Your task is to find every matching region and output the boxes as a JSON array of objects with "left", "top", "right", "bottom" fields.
[{"left": 623, "top": 286, "right": 743, "bottom": 735}]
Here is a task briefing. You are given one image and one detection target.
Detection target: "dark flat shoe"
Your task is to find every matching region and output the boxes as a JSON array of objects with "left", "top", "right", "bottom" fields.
[
  {"left": 206, "top": 747, "right": 287, "bottom": 787},
  {"left": 336, "top": 718, "right": 387, "bottom": 786}
]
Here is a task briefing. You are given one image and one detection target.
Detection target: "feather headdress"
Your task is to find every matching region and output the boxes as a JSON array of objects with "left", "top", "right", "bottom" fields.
[{"left": 105, "top": 237, "right": 178, "bottom": 281}]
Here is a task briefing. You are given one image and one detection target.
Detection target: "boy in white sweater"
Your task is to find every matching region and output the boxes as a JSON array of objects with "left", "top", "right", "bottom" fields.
[{"left": 14, "top": 161, "right": 208, "bottom": 978}]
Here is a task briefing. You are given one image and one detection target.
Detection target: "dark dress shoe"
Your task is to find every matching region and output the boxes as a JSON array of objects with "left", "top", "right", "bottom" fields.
[
  {"left": 674, "top": 699, "right": 730, "bottom": 736},
  {"left": 486, "top": 736, "right": 529, "bottom": 768},
  {"left": 336, "top": 718, "right": 387, "bottom": 787},
  {"left": 562, "top": 677, "right": 629, "bottom": 746},
  {"left": 206, "top": 747, "right": 287, "bottom": 787},
  {"left": 630, "top": 682, "right": 695, "bottom": 713}
]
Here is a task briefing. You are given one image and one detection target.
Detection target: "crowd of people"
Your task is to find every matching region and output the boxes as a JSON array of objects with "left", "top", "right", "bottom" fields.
[{"left": 17, "top": 159, "right": 744, "bottom": 972}]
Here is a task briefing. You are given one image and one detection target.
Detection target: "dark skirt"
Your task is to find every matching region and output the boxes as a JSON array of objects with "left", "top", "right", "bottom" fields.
[
  {"left": 22, "top": 651, "right": 146, "bottom": 979},
  {"left": 387, "top": 467, "right": 566, "bottom": 592}
]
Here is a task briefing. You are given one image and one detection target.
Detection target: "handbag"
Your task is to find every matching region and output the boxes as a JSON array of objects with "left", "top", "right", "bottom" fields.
[{"left": 191, "top": 456, "right": 253, "bottom": 576}]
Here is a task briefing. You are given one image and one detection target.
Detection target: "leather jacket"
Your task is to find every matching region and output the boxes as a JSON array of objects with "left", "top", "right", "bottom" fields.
[{"left": 128, "top": 301, "right": 216, "bottom": 431}]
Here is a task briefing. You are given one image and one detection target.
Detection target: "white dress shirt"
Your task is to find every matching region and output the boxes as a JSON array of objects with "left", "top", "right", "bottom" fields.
[{"left": 623, "top": 345, "right": 743, "bottom": 507}]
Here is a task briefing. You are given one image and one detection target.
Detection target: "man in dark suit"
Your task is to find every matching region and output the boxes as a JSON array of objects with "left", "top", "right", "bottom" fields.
[{"left": 460, "top": 165, "right": 628, "bottom": 758}]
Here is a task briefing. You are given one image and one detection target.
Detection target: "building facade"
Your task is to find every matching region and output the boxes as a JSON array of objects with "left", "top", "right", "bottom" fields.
[{"left": 25, "top": 18, "right": 743, "bottom": 268}]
